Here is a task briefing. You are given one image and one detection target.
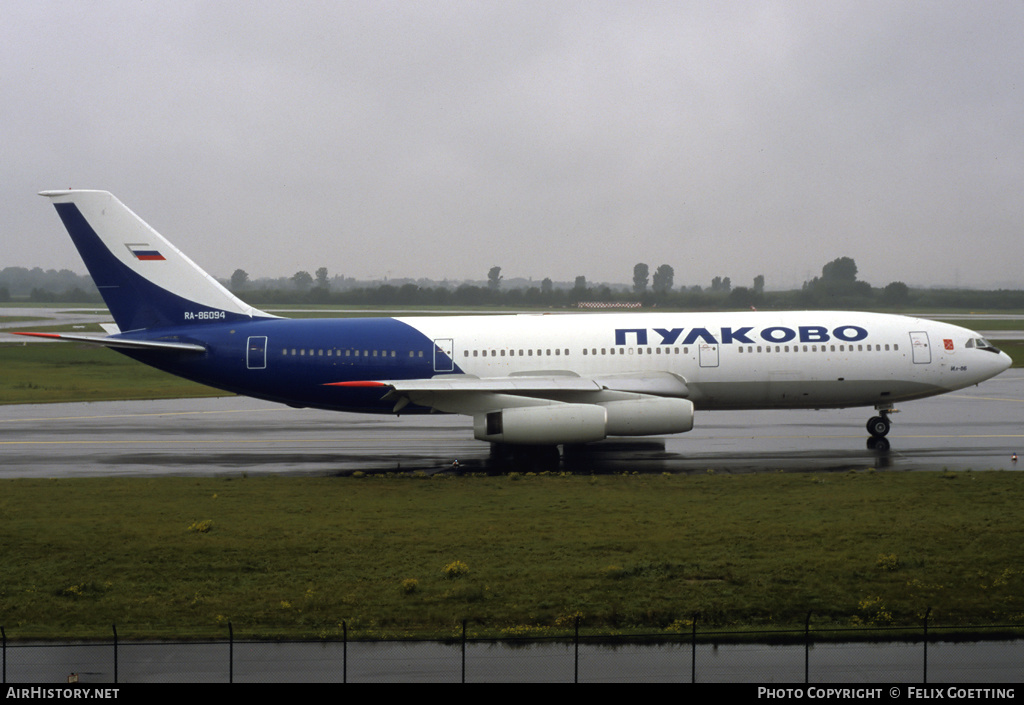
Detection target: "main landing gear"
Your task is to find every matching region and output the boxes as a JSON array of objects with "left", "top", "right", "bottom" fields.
[{"left": 866, "top": 407, "right": 895, "bottom": 451}]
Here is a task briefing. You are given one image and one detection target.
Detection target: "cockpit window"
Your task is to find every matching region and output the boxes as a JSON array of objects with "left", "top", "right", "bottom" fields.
[{"left": 966, "top": 338, "right": 1001, "bottom": 353}]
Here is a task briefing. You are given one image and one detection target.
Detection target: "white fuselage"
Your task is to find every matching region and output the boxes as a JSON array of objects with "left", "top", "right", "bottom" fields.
[{"left": 397, "top": 310, "right": 1011, "bottom": 411}]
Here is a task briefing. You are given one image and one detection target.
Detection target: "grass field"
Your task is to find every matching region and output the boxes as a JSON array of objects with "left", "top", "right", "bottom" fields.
[
  {"left": 0, "top": 343, "right": 226, "bottom": 404},
  {"left": 1, "top": 471, "right": 1023, "bottom": 640}
]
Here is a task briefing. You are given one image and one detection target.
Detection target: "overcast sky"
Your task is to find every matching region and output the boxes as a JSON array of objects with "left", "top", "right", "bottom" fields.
[{"left": 4, "top": 1, "right": 1022, "bottom": 290}]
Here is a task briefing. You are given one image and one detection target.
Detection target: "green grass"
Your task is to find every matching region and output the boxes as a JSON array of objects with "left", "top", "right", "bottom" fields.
[
  {"left": 1, "top": 472, "right": 1023, "bottom": 640},
  {"left": 0, "top": 344, "right": 225, "bottom": 404},
  {"left": 993, "top": 339, "right": 1024, "bottom": 364}
]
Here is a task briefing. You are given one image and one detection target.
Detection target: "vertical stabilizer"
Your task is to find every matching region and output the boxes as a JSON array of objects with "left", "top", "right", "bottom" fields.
[{"left": 39, "top": 190, "right": 274, "bottom": 332}]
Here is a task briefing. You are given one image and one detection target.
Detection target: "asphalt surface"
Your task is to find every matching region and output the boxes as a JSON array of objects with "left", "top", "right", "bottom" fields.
[{"left": 1, "top": 372, "right": 1021, "bottom": 478}]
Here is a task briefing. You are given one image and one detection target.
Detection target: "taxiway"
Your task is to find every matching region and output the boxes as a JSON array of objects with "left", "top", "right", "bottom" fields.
[{"left": 1, "top": 373, "right": 1020, "bottom": 478}]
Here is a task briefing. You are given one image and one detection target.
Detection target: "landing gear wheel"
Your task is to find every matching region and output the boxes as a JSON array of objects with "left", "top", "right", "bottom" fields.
[{"left": 867, "top": 415, "right": 891, "bottom": 438}]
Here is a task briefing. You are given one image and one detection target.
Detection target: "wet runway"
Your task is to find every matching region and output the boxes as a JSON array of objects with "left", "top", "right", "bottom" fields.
[{"left": 1, "top": 373, "right": 1021, "bottom": 478}]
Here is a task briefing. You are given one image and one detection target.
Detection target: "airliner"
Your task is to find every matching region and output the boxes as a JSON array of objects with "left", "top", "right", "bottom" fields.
[{"left": 19, "top": 190, "right": 1012, "bottom": 451}]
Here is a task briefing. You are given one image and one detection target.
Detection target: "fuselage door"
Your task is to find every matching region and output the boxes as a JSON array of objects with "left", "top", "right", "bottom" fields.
[
  {"left": 910, "top": 331, "right": 931, "bottom": 364},
  {"left": 247, "top": 336, "right": 268, "bottom": 369},
  {"left": 433, "top": 338, "right": 454, "bottom": 372},
  {"left": 699, "top": 342, "right": 720, "bottom": 368}
]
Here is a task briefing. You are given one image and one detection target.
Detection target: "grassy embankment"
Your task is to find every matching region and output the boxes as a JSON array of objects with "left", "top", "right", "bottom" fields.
[{"left": 1, "top": 471, "right": 1023, "bottom": 640}]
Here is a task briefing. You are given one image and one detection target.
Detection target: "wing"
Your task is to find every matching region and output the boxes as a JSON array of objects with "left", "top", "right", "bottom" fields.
[
  {"left": 327, "top": 370, "right": 688, "bottom": 411},
  {"left": 326, "top": 371, "right": 694, "bottom": 444}
]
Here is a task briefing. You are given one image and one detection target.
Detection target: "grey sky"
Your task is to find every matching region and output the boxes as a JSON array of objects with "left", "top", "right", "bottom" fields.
[{"left": 4, "top": 1, "right": 1022, "bottom": 290}]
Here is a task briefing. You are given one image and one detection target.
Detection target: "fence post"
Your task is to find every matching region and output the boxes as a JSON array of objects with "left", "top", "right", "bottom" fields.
[
  {"left": 574, "top": 615, "right": 580, "bottom": 684},
  {"left": 461, "top": 620, "right": 466, "bottom": 684},
  {"left": 691, "top": 613, "right": 698, "bottom": 683},
  {"left": 923, "top": 607, "right": 931, "bottom": 684},
  {"left": 228, "top": 621, "right": 233, "bottom": 684},
  {"left": 111, "top": 624, "right": 117, "bottom": 684},
  {"left": 804, "top": 611, "right": 812, "bottom": 683}
]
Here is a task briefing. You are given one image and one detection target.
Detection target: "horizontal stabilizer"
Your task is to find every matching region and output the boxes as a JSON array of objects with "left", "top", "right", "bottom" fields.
[{"left": 13, "top": 331, "right": 206, "bottom": 352}]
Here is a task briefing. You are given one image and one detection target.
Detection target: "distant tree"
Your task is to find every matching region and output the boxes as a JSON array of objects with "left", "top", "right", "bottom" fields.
[
  {"left": 821, "top": 256, "right": 858, "bottom": 284},
  {"left": 804, "top": 257, "right": 870, "bottom": 302},
  {"left": 398, "top": 283, "right": 420, "bottom": 304},
  {"left": 652, "top": 264, "right": 674, "bottom": 294},
  {"left": 722, "top": 276, "right": 731, "bottom": 293},
  {"left": 573, "top": 275, "right": 588, "bottom": 292},
  {"left": 315, "top": 267, "right": 330, "bottom": 290},
  {"left": 454, "top": 284, "right": 485, "bottom": 305},
  {"left": 633, "top": 263, "right": 649, "bottom": 294},
  {"left": 728, "top": 286, "right": 758, "bottom": 308},
  {"left": 291, "top": 270, "right": 313, "bottom": 290},
  {"left": 230, "top": 269, "right": 249, "bottom": 291},
  {"left": 711, "top": 276, "right": 722, "bottom": 292},
  {"left": 488, "top": 266, "right": 503, "bottom": 291},
  {"left": 29, "top": 287, "right": 55, "bottom": 302},
  {"left": 881, "top": 281, "right": 910, "bottom": 306},
  {"left": 63, "top": 287, "right": 97, "bottom": 302},
  {"left": 753, "top": 274, "right": 765, "bottom": 294},
  {"left": 541, "top": 278, "right": 553, "bottom": 295}
]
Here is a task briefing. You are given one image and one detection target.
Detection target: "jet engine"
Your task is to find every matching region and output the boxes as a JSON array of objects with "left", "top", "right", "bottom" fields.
[{"left": 473, "top": 398, "right": 694, "bottom": 445}]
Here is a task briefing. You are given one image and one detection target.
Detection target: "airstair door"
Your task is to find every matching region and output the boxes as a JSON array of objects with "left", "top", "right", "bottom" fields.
[
  {"left": 910, "top": 331, "right": 931, "bottom": 364},
  {"left": 433, "top": 338, "right": 454, "bottom": 372},
  {"left": 699, "top": 342, "right": 720, "bottom": 368},
  {"left": 247, "top": 336, "right": 268, "bottom": 369}
]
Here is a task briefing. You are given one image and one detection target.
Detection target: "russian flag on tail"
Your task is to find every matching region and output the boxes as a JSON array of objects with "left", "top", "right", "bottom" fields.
[{"left": 127, "top": 243, "right": 165, "bottom": 261}]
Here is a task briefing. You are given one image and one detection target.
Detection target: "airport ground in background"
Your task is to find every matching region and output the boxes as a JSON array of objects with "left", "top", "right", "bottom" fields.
[{"left": 1, "top": 471, "right": 1023, "bottom": 640}]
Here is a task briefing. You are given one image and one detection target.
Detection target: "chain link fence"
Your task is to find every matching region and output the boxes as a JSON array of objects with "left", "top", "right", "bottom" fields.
[{"left": 3, "top": 621, "right": 1022, "bottom": 682}]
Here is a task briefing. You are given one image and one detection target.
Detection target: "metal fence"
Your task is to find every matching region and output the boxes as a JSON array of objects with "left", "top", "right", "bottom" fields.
[{"left": 3, "top": 621, "right": 1022, "bottom": 683}]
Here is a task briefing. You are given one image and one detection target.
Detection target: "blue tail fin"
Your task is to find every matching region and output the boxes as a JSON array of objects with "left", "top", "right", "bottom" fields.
[{"left": 40, "top": 190, "right": 273, "bottom": 332}]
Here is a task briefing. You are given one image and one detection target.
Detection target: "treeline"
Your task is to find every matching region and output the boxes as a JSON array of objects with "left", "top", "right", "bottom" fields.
[
  {"left": 233, "top": 256, "right": 1024, "bottom": 310},
  {"left": 234, "top": 280, "right": 1024, "bottom": 311},
  {"left": 0, "top": 267, "right": 102, "bottom": 303},
  {"left": 4, "top": 259, "right": 1024, "bottom": 311}
]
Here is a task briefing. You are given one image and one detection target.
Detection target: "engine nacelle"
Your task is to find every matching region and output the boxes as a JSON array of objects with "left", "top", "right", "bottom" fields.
[
  {"left": 474, "top": 404, "right": 607, "bottom": 445},
  {"left": 602, "top": 398, "right": 694, "bottom": 436},
  {"left": 473, "top": 398, "right": 695, "bottom": 445}
]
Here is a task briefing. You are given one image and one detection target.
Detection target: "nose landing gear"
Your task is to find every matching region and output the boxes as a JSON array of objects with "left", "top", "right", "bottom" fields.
[
  {"left": 867, "top": 414, "right": 891, "bottom": 438},
  {"left": 866, "top": 407, "right": 895, "bottom": 451}
]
